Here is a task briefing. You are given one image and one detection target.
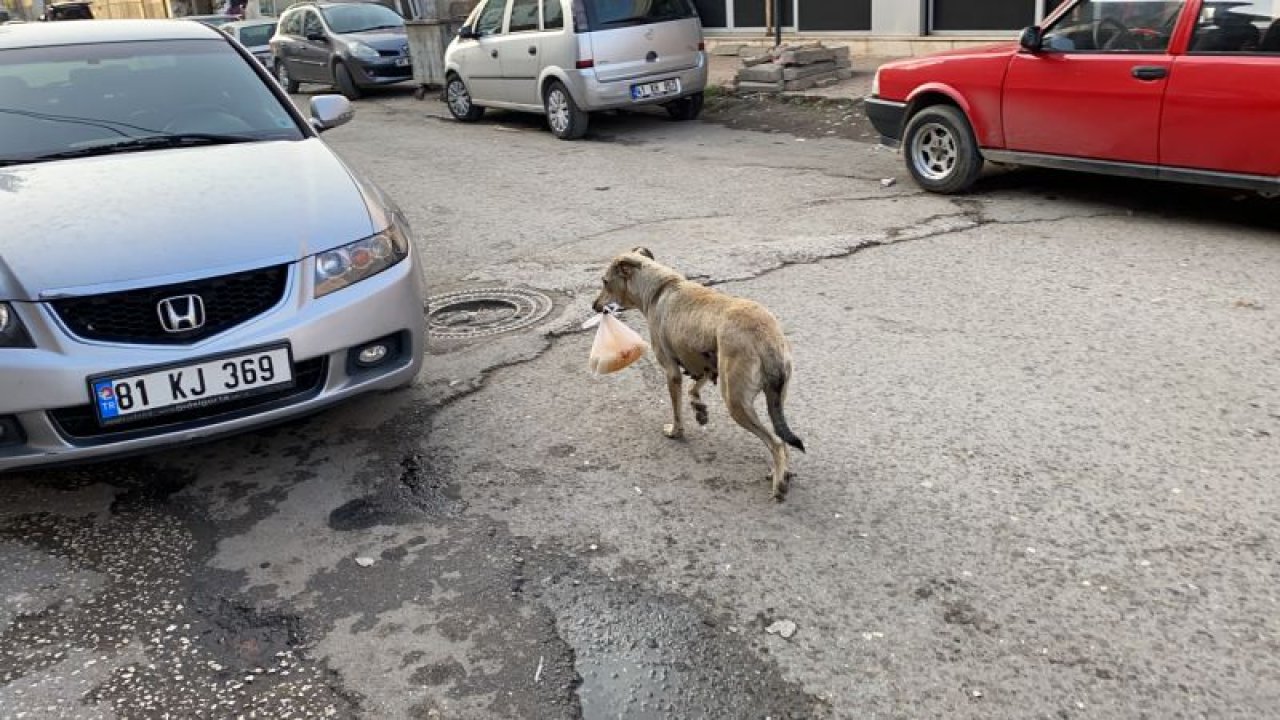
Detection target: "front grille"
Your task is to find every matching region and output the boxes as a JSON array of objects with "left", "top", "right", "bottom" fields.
[
  {"left": 48, "top": 357, "right": 327, "bottom": 444},
  {"left": 52, "top": 265, "right": 288, "bottom": 345}
]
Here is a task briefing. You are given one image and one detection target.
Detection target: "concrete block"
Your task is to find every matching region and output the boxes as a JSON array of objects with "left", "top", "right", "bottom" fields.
[
  {"left": 738, "top": 44, "right": 769, "bottom": 57},
  {"left": 830, "top": 45, "right": 851, "bottom": 61},
  {"left": 777, "top": 47, "right": 835, "bottom": 66},
  {"left": 738, "top": 63, "right": 783, "bottom": 82},
  {"left": 736, "top": 80, "right": 783, "bottom": 93},
  {"left": 783, "top": 77, "right": 818, "bottom": 92},
  {"left": 711, "top": 43, "right": 745, "bottom": 56},
  {"left": 814, "top": 77, "right": 840, "bottom": 89},
  {"left": 835, "top": 57, "right": 852, "bottom": 69},
  {"left": 783, "top": 60, "right": 836, "bottom": 81},
  {"left": 742, "top": 54, "right": 773, "bottom": 67}
]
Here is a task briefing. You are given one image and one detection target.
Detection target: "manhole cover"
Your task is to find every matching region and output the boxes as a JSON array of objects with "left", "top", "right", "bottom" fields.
[{"left": 427, "top": 288, "right": 554, "bottom": 340}]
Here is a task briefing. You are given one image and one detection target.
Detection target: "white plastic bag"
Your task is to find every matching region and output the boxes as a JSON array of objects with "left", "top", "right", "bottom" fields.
[{"left": 586, "top": 313, "right": 649, "bottom": 374}]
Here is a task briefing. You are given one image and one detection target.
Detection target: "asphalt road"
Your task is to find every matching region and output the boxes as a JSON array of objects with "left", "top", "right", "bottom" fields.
[{"left": 3, "top": 87, "right": 1279, "bottom": 720}]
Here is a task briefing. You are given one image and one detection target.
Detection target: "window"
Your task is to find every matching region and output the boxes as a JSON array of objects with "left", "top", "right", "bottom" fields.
[
  {"left": 238, "top": 23, "right": 277, "bottom": 47},
  {"left": 543, "top": 0, "right": 563, "bottom": 30},
  {"left": 474, "top": 0, "right": 508, "bottom": 35},
  {"left": 280, "top": 11, "right": 301, "bottom": 35},
  {"left": 0, "top": 39, "right": 303, "bottom": 165},
  {"left": 583, "top": 0, "right": 695, "bottom": 29},
  {"left": 1191, "top": 1, "right": 1280, "bottom": 53},
  {"left": 301, "top": 11, "right": 324, "bottom": 38},
  {"left": 319, "top": 3, "right": 404, "bottom": 33},
  {"left": 931, "top": 0, "right": 1069, "bottom": 32},
  {"left": 1041, "top": 0, "right": 1183, "bottom": 52},
  {"left": 509, "top": 0, "right": 539, "bottom": 31}
]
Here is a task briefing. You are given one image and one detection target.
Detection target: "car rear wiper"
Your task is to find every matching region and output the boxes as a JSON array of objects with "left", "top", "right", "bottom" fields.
[{"left": 26, "top": 133, "right": 258, "bottom": 162}]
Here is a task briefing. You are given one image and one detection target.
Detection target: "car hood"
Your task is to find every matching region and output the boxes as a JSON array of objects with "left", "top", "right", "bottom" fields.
[
  {"left": 343, "top": 28, "right": 406, "bottom": 51},
  {"left": 883, "top": 42, "right": 1018, "bottom": 70},
  {"left": 0, "top": 139, "right": 375, "bottom": 301}
]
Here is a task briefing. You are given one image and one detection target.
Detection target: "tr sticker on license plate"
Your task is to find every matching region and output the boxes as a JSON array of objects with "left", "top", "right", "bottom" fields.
[{"left": 92, "top": 345, "right": 294, "bottom": 425}]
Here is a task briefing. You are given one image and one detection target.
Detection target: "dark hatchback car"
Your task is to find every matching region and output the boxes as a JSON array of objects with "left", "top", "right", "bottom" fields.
[{"left": 270, "top": 0, "right": 411, "bottom": 99}]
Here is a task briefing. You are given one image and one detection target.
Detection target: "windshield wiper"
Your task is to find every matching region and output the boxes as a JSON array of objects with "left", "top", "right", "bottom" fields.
[{"left": 25, "top": 133, "right": 257, "bottom": 162}]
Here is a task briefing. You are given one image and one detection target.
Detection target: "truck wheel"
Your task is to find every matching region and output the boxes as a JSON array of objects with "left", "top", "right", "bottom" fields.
[
  {"left": 544, "top": 80, "right": 588, "bottom": 140},
  {"left": 902, "top": 105, "right": 984, "bottom": 194}
]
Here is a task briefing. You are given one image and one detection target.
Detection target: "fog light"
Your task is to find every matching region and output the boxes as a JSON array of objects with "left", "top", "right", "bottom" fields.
[{"left": 357, "top": 343, "right": 389, "bottom": 367}]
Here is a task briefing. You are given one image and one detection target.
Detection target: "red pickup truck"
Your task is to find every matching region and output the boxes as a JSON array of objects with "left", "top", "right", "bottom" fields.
[{"left": 866, "top": 0, "right": 1280, "bottom": 194}]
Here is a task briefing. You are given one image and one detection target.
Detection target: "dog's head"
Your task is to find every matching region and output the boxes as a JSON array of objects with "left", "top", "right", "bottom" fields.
[{"left": 592, "top": 246, "right": 655, "bottom": 313}]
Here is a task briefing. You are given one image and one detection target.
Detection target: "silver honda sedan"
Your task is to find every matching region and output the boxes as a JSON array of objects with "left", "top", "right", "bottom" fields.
[{"left": 0, "top": 21, "right": 426, "bottom": 472}]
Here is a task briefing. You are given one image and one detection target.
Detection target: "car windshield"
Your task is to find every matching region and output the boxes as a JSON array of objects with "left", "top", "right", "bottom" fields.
[
  {"left": 237, "top": 22, "right": 277, "bottom": 46},
  {"left": 319, "top": 3, "right": 404, "bottom": 33},
  {"left": 586, "top": 0, "right": 695, "bottom": 27},
  {"left": 0, "top": 39, "right": 304, "bottom": 166}
]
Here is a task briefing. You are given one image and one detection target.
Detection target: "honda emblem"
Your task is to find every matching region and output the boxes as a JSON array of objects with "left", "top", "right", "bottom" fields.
[{"left": 157, "top": 294, "right": 206, "bottom": 333}]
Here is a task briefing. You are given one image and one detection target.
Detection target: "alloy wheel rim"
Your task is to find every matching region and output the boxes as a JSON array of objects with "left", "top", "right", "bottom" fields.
[
  {"left": 448, "top": 80, "right": 470, "bottom": 116},
  {"left": 547, "top": 89, "right": 569, "bottom": 133},
  {"left": 912, "top": 122, "right": 958, "bottom": 181}
]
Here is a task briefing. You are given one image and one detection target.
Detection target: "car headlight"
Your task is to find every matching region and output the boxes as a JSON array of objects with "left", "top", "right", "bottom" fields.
[
  {"left": 348, "top": 41, "right": 380, "bottom": 61},
  {"left": 313, "top": 219, "right": 410, "bottom": 298},
  {"left": 0, "top": 302, "right": 34, "bottom": 348}
]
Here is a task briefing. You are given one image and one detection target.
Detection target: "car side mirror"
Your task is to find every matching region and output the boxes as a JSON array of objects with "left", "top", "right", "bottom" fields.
[
  {"left": 310, "top": 94, "right": 353, "bottom": 132},
  {"left": 457, "top": 25, "right": 478, "bottom": 39},
  {"left": 1019, "top": 26, "right": 1043, "bottom": 52}
]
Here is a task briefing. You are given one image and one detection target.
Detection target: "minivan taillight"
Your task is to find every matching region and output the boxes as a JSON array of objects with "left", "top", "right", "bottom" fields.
[{"left": 576, "top": 59, "right": 595, "bottom": 69}]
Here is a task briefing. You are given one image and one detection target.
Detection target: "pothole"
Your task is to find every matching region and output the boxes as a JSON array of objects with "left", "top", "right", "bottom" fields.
[{"left": 427, "top": 288, "right": 554, "bottom": 340}]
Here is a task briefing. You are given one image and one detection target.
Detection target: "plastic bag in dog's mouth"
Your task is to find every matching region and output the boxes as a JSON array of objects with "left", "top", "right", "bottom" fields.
[{"left": 588, "top": 313, "right": 648, "bottom": 374}]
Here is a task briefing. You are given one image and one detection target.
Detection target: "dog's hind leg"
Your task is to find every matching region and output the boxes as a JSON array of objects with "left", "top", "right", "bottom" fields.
[
  {"left": 661, "top": 364, "right": 685, "bottom": 439},
  {"left": 721, "top": 376, "right": 790, "bottom": 501},
  {"left": 689, "top": 377, "right": 710, "bottom": 426}
]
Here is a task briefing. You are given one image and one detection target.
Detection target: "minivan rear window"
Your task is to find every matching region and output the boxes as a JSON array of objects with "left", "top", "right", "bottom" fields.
[{"left": 582, "top": 0, "right": 696, "bottom": 29}]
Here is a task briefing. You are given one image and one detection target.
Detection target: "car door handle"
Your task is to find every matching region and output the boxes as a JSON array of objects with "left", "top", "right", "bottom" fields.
[
  {"left": 528, "top": 46, "right": 537, "bottom": 55},
  {"left": 490, "top": 49, "right": 499, "bottom": 58},
  {"left": 1131, "top": 65, "right": 1168, "bottom": 81}
]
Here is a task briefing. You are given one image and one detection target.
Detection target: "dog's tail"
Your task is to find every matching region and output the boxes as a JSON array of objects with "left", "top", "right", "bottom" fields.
[{"left": 764, "top": 362, "right": 805, "bottom": 453}]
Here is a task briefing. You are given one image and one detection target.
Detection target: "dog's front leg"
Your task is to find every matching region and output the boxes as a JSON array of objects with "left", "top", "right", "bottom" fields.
[{"left": 661, "top": 365, "right": 685, "bottom": 439}]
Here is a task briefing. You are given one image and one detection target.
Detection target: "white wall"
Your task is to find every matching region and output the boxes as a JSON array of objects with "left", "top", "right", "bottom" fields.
[{"left": 870, "top": 0, "right": 924, "bottom": 35}]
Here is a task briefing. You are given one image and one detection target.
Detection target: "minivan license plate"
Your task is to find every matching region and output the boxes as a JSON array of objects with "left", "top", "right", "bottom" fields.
[
  {"left": 90, "top": 345, "right": 294, "bottom": 426},
  {"left": 631, "top": 78, "right": 680, "bottom": 101}
]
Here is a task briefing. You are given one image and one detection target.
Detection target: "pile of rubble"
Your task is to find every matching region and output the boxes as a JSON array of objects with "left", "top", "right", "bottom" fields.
[{"left": 733, "top": 43, "right": 853, "bottom": 93}]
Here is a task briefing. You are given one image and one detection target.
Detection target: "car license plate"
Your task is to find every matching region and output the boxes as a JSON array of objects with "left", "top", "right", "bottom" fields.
[
  {"left": 395, "top": 57, "right": 410, "bottom": 67},
  {"left": 90, "top": 345, "right": 294, "bottom": 426},
  {"left": 631, "top": 78, "right": 680, "bottom": 101}
]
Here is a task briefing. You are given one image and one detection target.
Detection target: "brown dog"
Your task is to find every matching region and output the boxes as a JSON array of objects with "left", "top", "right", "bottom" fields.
[{"left": 592, "top": 247, "right": 804, "bottom": 500}]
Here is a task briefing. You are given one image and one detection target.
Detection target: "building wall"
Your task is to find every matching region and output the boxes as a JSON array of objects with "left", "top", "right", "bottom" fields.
[{"left": 697, "top": 0, "right": 1068, "bottom": 34}]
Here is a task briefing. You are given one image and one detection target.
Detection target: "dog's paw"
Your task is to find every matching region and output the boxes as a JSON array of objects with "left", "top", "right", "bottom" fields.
[
  {"left": 692, "top": 402, "right": 709, "bottom": 426},
  {"left": 663, "top": 423, "right": 685, "bottom": 439}
]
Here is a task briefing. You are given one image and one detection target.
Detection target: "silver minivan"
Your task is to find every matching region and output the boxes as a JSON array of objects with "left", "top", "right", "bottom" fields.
[{"left": 443, "top": 0, "right": 707, "bottom": 139}]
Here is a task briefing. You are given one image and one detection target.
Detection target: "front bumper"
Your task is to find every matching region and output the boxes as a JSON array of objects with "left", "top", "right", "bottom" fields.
[
  {"left": 0, "top": 253, "right": 426, "bottom": 473},
  {"left": 865, "top": 96, "right": 907, "bottom": 147},
  {"left": 561, "top": 56, "right": 708, "bottom": 112},
  {"left": 350, "top": 56, "right": 414, "bottom": 86}
]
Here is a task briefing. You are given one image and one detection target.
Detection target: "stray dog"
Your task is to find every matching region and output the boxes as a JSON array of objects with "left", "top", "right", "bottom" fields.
[{"left": 593, "top": 247, "right": 805, "bottom": 500}]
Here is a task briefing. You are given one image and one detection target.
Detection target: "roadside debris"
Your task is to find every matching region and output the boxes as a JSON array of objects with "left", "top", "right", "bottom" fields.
[
  {"left": 765, "top": 619, "right": 797, "bottom": 639},
  {"left": 354, "top": 556, "right": 375, "bottom": 568},
  {"left": 881, "top": 178, "right": 897, "bottom": 188},
  {"left": 733, "top": 43, "right": 853, "bottom": 94}
]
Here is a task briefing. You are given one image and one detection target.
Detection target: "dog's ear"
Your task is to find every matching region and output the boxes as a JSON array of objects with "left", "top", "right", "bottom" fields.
[
  {"left": 614, "top": 257, "right": 642, "bottom": 279},
  {"left": 631, "top": 246, "right": 655, "bottom": 260}
]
